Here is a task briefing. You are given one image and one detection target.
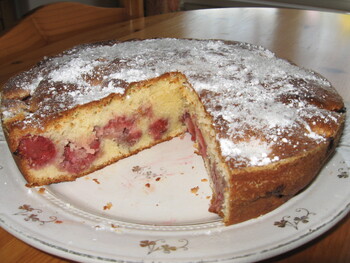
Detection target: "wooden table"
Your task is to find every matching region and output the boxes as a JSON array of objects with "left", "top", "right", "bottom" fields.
[{"left": 0, "top": 7, "right": 349, "bottom": 263}]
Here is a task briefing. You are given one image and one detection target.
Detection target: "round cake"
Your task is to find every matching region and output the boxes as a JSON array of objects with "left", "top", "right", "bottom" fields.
[{"left": 0, "top": 38, "right": 345, "bottom": 225}]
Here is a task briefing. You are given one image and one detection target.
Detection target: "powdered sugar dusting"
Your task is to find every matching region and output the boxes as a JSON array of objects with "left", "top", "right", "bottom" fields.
[
  {"left": 237, "top": 140, "right": 272, "bottom": 166},
  {"left": 221, "top": 138, "right": 275, "bottom": 166},
  {"left": 1, "top": 39, "right": 344, "bottom": 167}
]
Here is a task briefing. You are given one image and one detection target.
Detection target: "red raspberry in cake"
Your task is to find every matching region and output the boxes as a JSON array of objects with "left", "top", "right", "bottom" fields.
[
  {"left": 182, "top": 113, "right": 207, "bottom": 156},
  {"left": 89, "top": 138, "right": 100, "bottom": 150},
  {"left": 95, "top": 115, "right": 142, "bottom": 146},
  {"left": 182, "top": 113, "right": 196, "bottom": 141},
  {"left": 17, "top": 135, "right": 56, "bottom": 168},
  {"left": 149, "top": 118, "right": 169, "bottom": 140},
  {"left": 195, "top": 125, "right": 207, "bottom": 157},
  {"left": 61, "top": 140, "right": 100, "bottom": 173},
  {"left": 122, "top": 129, "right": 142, "bottom": 146},
  {"left": 208, "top": 164, "right": 225, "bottom": 213},
  {"left": 102, "top": 116, "right": 134, "bottom": 138}
]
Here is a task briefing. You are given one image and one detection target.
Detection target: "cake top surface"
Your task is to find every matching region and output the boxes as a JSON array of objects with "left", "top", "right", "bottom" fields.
[{"left": 1, "top": 38, "right": 344, "bottom": 168}]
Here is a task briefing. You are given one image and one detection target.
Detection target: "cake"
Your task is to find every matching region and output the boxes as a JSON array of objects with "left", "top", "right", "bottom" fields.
[{"left": 0, "top": 38, "right": 345, "bottom": 225}]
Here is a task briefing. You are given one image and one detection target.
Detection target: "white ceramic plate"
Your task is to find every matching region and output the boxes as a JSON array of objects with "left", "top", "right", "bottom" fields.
[{"left": 1, "top": 113, "right": 350, "bottom": 263}]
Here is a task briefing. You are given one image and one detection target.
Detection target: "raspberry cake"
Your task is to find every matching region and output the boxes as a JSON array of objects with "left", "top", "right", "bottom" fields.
[{"left": 0, "top": 39, "right": 345, "bottom": 225}]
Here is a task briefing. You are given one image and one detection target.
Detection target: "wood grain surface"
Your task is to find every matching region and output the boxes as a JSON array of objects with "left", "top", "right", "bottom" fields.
[{"left": 0, "top": 7, "right": 349, "bottom": 263}]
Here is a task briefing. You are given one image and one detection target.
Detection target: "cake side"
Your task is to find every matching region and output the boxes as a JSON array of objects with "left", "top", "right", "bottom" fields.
[{"left": 225, "top": 116, "right": 344, "bottom": 224}]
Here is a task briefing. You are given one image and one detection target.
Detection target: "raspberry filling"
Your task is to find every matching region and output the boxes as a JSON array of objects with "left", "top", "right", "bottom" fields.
[
  {"left": 95, "top": 115, "right": 142, "bottom": 146},
  {"left": 61, "top": 139, "right": 100, "bottom": 174},
  {"left": 17, "top": 135, "right": 56, "bottom": 168},
  {"left": 149, "top": 118, "right": 169, "bottom": 140},
  {"left": 183, "top": 113, "right": 224, "bottom": 213},
  {"left": 208, "top": 163, "right": 225, "bottom": 214},
  {"left": 182, "top": 112, "right": 196, "bottom": 141},
  {"left": 17, "top": 108, "right": 172, "bottom": 174},
  {"left": 182, "top": 113, "right": 207, "bottom": 157}
]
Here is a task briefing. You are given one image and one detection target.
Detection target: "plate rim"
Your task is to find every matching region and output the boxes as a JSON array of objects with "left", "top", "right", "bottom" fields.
[{"left": 1, "top": 198, "right": 349, "bottom": 263}]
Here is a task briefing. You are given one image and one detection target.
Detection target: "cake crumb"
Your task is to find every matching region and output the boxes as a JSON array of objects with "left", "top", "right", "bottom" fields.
[
  {"left": 191, "top": 186, "right": 199, "bottom": 195},
  {"left": 201, "top": 178, "right": 208, "bottom": 182},
  {"left": 55, "top": 220, "right": 63, "bottom": 224},
  {"left": 132, "top": 165, "right": 142, "bottom": 172},
  {"left": 206, "top": 196, "right": 211, "bottom": 199},
  {"left": 103, "top": 202, "right": 113, "bottom": 210},
  {"left": 155, "top": 177, "right": 161, "bottom": 181},
  {"left": 93, "top": 178, "right": 100, "bottom": 184},
  {"left": 37, "top": 187, "right": 46, "bottom": 194},
  {"left": 145, "top": 183, "right": 151, "bottom": 188}
]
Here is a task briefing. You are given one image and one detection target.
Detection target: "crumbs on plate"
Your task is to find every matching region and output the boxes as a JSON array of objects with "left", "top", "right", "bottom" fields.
[
  {"left": 93, "top": 178, "right": 100, "bottom": 184},
  {"left": 37, "top": 187, "right": 46, "bottom": 194},
  {"left": 103, "top": 202, "right": 113, "bottom": 210},
  {"left": 132, "top": 165, "right": 142, "bottom": 173},
  {"left": 191, "top": 186, "right": 199, "bottom": 195}
]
